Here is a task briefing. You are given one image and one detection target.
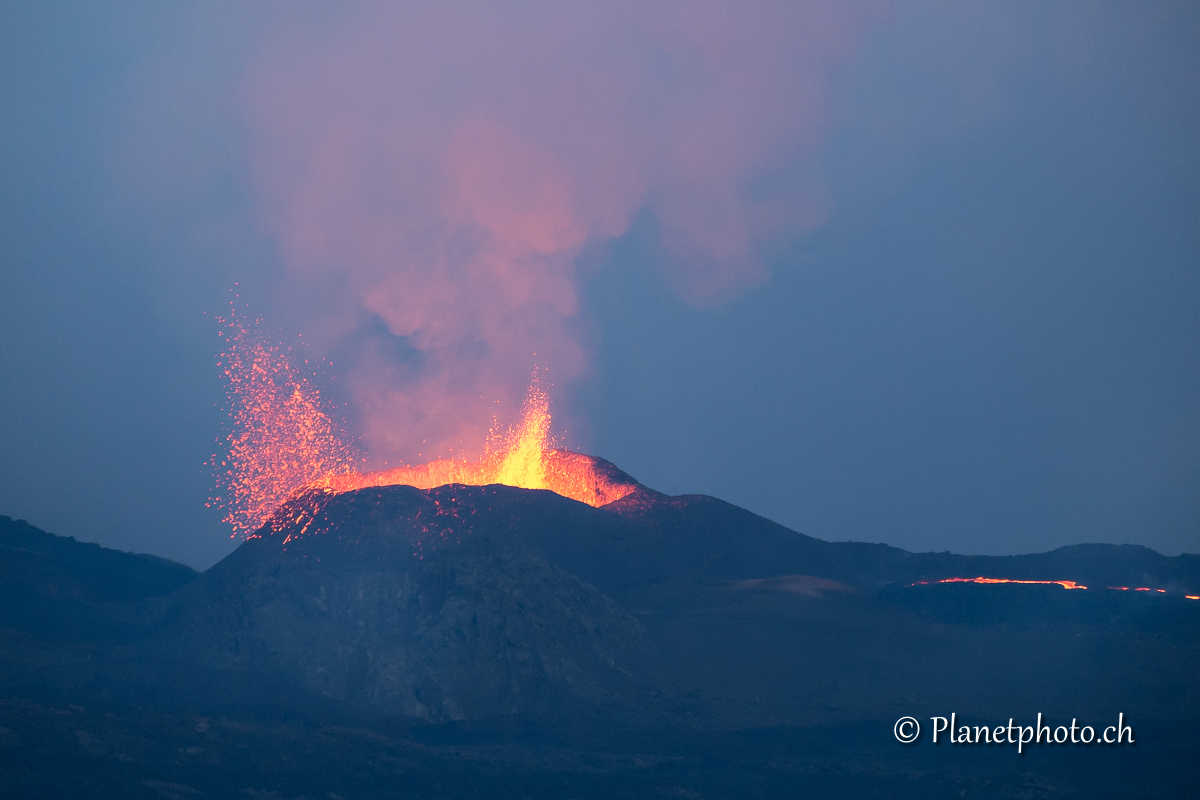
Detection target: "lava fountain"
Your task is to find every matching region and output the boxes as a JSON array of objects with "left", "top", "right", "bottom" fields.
[
  {"left": 316, "top": 376, "right": 638, "bottom": 509},
  {"left": 208, "top": 313, "right": 363, "bottom": 538},
  {"left": 211, "top": 317, "right": 637, "bottom": 538}
]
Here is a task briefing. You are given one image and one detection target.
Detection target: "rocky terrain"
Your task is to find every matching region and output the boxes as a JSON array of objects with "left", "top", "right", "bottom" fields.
[{"left": 2, "top": 473, "right": 1199, "bottom": 798}]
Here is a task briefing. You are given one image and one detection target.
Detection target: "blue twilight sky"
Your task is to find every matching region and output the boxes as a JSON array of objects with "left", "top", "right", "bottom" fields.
[{"left": 1, "top": 1, "right": 1197, "bottom": 569}]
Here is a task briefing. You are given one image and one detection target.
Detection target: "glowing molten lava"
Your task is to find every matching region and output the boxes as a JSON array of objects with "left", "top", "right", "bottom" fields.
[
  {"left": 212, "top": 318, "right": 637, "bottom": 537},
  {"left": 921, "top": 577, "right": 1088, "bottom": 590},
  {"left": 917, "top": 579, "right": 1200, "bottom": 597},
  {"left": 317, "top": 378, "right": 638, "bottom": 509},
  {"left": 208, "top": 312, "right": 362, "bottom": 537}
]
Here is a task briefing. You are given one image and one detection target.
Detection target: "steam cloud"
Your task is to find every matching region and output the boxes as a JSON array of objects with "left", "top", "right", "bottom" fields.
[{"left": 240, "top": 1, "right": 879, "bottom": 464}]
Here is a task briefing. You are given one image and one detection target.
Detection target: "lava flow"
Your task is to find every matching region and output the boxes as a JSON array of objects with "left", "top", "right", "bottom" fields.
[
  {"left": 212, "top": 318, "right": 636, "bottom": 538},
  {"left": 915, "top": 577, "right": 1088, "bottom": 590},
  {"left": 916, "top": 580, "right": 1200, "bottom": 597}
]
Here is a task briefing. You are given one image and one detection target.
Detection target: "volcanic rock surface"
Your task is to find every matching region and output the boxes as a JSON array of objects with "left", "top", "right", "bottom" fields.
[
  {"left": 147, "top": 467, "right": 1200, "bottom": 729},
  {"left": 3, "top": 462, "right": 1200, "bottom": 798},
  {"left": 159, "top": 485, "right": 651, "bottom": 722}
]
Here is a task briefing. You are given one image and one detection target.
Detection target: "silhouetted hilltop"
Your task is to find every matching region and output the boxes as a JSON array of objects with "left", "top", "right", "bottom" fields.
[
  {"left": 0, "top": 515, "right": 196, "bottom": 641},
  {"left": 158, "top": 486, "right": 653, "bottom": 723},
  {"left": 133, "top": 483, "right": 1200, "bottom": 728},
  {"left": 1, "top": 482, "right": 1199, "bottom": 798},
  {"left": 0, "top": 515, "right": 196, "bottom": 602}
]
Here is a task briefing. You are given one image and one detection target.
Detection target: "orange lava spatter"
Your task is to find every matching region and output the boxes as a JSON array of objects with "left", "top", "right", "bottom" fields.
[
  {"left": 212, "top": 323, "right": 636, "bottom": 538},
  {"left": 208, "top": 313, "right": 362, "bottom": 538},
  {"left": 318, "top": 376, "right": 638, "bottom": 509}
]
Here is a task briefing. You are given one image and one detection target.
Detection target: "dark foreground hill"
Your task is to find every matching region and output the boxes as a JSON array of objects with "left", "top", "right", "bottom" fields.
[{"left": 2, "top": 482, "right": 1199, "bottom": 799}]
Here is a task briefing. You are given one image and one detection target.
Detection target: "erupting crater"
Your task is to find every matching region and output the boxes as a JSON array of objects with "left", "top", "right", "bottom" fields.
[
  {"left": 211, "top": 313, "right": 639, "bottom": 537},
  {"left": 306, "top": 378, "right": 641, "bottom": 510},
  {"left": 317, "top": 448, "right": 640, "bottom": 509}
]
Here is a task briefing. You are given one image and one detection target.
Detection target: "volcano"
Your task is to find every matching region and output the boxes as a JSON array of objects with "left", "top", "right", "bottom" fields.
[{"left": 3, "top": 456, "right": 1200, "bottom": 798}]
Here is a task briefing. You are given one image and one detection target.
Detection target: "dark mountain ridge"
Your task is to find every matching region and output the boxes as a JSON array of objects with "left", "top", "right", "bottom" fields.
[
  {"left": 0, "top": 515, "right": 196, "bottom": 604},
  {"left": 2, "top": 479, "right": 1199, "bottom": 798},
  {"left": 128, "top": 482, "right": 1200, "bottom": 729},
  {"left": 0, "top": 515, "right": 195, "bottom": 642}
]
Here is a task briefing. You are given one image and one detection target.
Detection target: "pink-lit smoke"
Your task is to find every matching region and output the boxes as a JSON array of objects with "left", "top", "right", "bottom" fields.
[{"left": 241, "top": 1, "right": 882, "bottom": 464}]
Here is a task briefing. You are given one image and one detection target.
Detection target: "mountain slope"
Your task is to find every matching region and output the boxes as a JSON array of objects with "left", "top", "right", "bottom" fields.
[
  {"left": 0, "top": 515, "right": 196, "bottom": 640},
  {"left": 137, "top": 482, "right": 1200, "bottom": 728},
  {"left": 2, "top": 482, "right": 1199, "bottom": 797},
  {"left": 155, "top": 486, "right": 655, "bottom": 722}
]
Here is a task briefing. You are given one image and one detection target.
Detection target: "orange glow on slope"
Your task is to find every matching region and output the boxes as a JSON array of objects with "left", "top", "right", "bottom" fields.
[
  {"left": 209, "top": 312, "right": 362, "bottom": 537},
  {"left": 935, "top": 577, "right": 1088, "bottom": 590},
  {"left": 318, "top": 376, "right": 638, "bottom": 508},
  {"left": 919, "top": 580, "right": 1200, "bottom": 597}
]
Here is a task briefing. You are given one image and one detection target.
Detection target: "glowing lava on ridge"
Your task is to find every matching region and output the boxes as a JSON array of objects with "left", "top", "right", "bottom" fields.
[
  {"left": 315, "top": 376, "right": 638, "bottom": 509},
  {"left": 911, "top": 579, "right": 1200, "bottom": 597},
  {"left": 935, "top": 577, "right": 1088, "bottom": 590},
  {"left": 211, "top": 316, "right": 636, "bottom": 538}
]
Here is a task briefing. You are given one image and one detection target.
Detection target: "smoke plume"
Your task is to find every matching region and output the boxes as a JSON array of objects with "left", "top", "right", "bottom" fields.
[{"left": 240, "top": 1, "right": 879, "bottom": 464}]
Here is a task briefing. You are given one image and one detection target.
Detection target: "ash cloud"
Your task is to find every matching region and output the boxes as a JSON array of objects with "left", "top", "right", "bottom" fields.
[{"left": 147, "top": 1, "right": 883, "bottom": 465}]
